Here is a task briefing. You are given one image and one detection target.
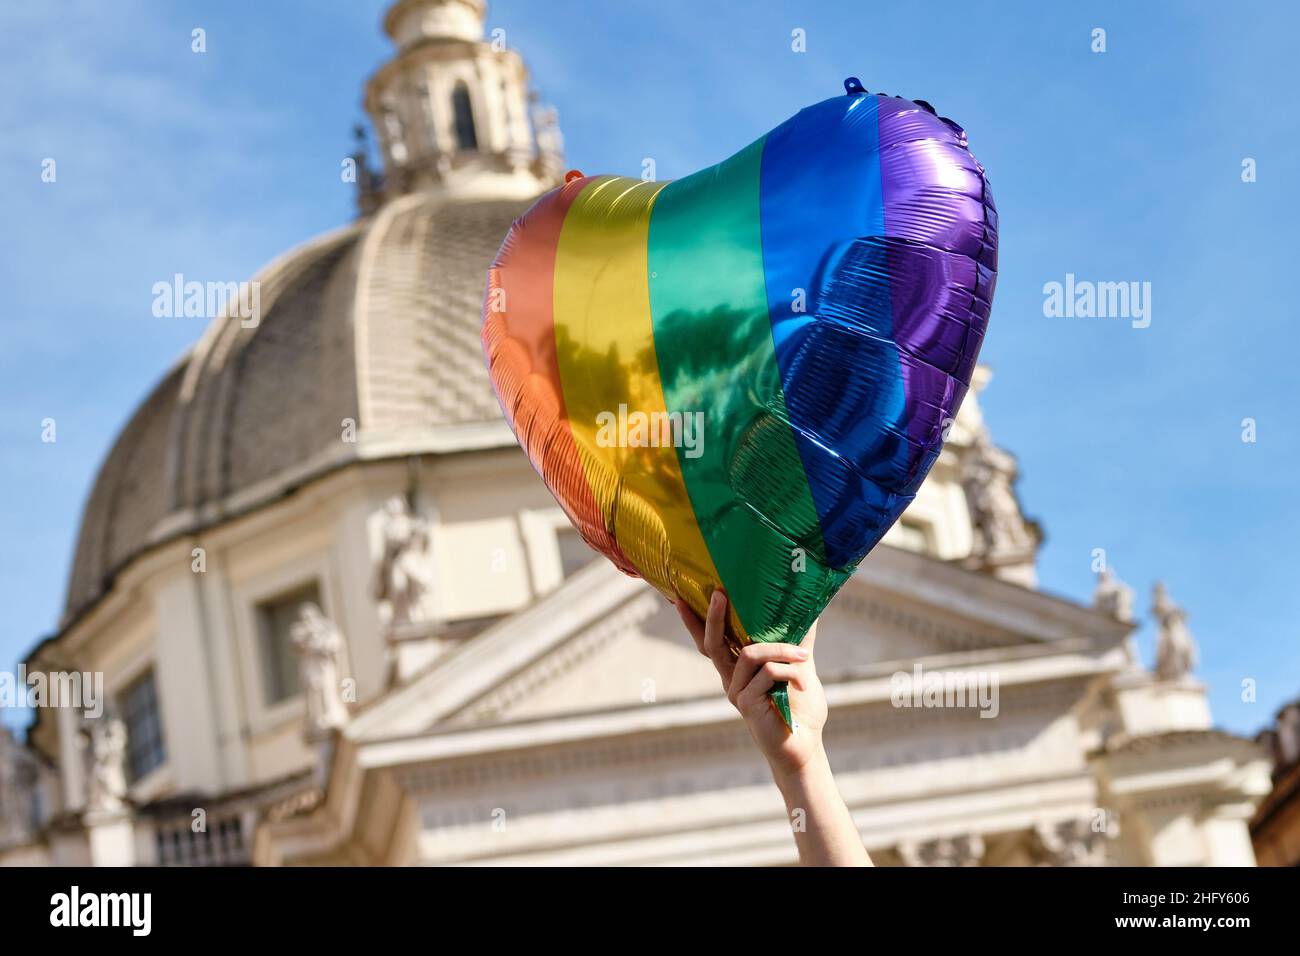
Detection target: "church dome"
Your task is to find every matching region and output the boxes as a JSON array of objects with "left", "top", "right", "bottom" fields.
[
  {"left": 64, "top": 193, "right": 534, "bottom": 626},
  {"left": 63, "top": 0, "right": 564, "bottom": 628}
]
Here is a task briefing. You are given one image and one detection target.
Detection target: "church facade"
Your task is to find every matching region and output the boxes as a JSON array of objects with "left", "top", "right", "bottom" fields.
[{"left": 0, "top": 0, "right": 1272, "bottom": 867}]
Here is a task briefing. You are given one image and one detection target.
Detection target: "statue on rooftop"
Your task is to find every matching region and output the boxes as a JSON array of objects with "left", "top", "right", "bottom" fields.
[
  {"left": 1153, "top": 581, "right": 1198, "bottom": 680},
  {"left": 83, "top": 714, "right": 128, "bottom": 814},
  {"left": 963, "top": 429, "right": 1037, "bottom": 560},
  {"left": 373, "top": 495, "right": 437, "bottom": 630},
  {"left": 1094, "top": 566, "right": 1135, "bottom": 622},
  {"left": 291, "top": 603, "right": 351, "bottom": 741}
]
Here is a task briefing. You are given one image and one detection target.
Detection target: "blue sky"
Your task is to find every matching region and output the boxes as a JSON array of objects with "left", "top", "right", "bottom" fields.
[{"left": 1, "top": 0, "right": 1296, "bottom": 735}]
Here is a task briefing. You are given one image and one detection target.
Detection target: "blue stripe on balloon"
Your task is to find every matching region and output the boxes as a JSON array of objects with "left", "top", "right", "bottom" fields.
[{"left": 758, "top": 93, "right": 914, "bottom": 569}]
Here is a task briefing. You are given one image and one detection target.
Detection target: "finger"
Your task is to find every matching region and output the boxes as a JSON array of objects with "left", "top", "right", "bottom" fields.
[
  {"left": 726, "top": 642, "right": 809, "bottom": 705},
  {"left": 702, "top": 590, "right": 735, "bottom": 687},
  {"left": 736, "top": 661, "right": 808, "bottom": 714},
  {"left": 675, "top": 599, "right": 706, "bottom": 654}
]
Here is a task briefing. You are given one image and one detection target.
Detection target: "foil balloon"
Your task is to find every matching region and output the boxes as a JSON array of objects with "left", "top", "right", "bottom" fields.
[{"left": 482, "top": 79, "right": 997, "bottom": 725}]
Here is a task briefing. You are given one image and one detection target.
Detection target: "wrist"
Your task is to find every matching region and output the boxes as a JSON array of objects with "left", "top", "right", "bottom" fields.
[{"left": 768, "top": 742, "right": 831, "bottom": 794}]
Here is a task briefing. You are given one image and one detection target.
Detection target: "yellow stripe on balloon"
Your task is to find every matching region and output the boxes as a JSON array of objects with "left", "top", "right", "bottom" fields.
[{"left": 553, "top": 176, "right": 724, "bottom": 621}]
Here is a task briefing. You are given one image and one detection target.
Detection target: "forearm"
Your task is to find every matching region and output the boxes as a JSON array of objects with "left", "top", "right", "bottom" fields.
[{"left": 771, "top": 746, "right": 872, "bottom": 867}]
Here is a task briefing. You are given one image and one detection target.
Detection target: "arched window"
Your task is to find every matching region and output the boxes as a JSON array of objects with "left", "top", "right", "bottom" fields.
[{"left": 452, "top": 82, "right": 478, "bottom": 151}]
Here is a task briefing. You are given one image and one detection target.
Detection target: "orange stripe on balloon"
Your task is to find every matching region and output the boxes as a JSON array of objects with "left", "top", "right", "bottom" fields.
[{"left": 483, "top": 178, "right": 636, "bottom": 574}]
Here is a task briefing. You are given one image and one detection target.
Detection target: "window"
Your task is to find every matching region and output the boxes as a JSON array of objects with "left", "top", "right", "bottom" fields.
[
  {"left": 155, "top": 815, "right": 247, "bottom": 866},
  {"left": 256, "top": 581, "right": 321, "bottom": 706},
  {"left": 120, "top": 669, "right": 166, "bottom": 782},
  {"left": 556, "top": 527, "right": 596, "bottom": 579},
  {"left": 452, "top": 82, "right": 477, "bottom": 151}
]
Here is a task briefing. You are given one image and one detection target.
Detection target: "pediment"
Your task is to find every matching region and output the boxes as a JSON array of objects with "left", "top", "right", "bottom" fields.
[{"left": 350, "top": 544, "right": 1131, "bottom": 737}]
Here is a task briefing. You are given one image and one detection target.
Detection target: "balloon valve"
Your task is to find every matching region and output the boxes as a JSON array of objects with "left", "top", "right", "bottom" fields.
[
  {"left": 564, "top": 169, "right": 584, "bottom": 184},
  {"left": 843, "top": 76, "right": 866, "bottom": 96}
]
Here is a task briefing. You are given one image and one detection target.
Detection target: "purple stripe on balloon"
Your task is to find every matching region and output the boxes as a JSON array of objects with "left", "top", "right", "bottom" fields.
[{"left": 877, "top": 94, "right": 998, "bottom": 462}]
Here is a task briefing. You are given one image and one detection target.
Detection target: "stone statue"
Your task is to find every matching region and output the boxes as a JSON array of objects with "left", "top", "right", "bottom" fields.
[
  {"left": 1093, "top": 567, "right": 1135, "bottom": 622},
  {"left": 0, "top": 727, "right": 37, "bottom": 848},
  {"left": 83, "top": 714, "right": 128, "bottom": 814},
  {"left": 962, "top": 430, "right": 1036, "bottom": 560},
  {"left": 290, "top": 603, "right": 350, "bottom": 741},
  {"left": 1033, "top": 818, "right": 1104, "bottom": 866},
  {"left": 898, "top": 833, "right": 985, "bottom": 867},
  {"left": 373, "top": 495, "right": 437, "bottom": 629},
  {"left": 1152, "top": 581, "right": 1198, "bottom": 680},
  {"left": 532, "top": 103, "right": 565, "bottom": 181}
]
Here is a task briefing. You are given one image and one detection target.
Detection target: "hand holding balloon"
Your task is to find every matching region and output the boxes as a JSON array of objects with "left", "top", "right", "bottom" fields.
[{"left": 677, "top": 591, "right": 826, "bottom": 774}]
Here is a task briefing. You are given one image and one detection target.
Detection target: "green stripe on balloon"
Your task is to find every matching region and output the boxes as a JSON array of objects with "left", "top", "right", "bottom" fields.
[{"left": 647, "top": 137, "right": 848, "bottom": 653}]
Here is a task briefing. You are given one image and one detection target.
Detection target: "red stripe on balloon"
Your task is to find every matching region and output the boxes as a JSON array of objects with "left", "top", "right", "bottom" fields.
[{"left": 483, "top": 178, "right": 637, "bottom": 575}]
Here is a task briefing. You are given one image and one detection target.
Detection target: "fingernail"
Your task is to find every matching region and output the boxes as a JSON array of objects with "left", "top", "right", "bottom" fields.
[
  {"left": 794, "top": 647, "right": 809, "bottom": 660},
  {"left": 710, "top": 590, "right": 723, "bottom": 608}
]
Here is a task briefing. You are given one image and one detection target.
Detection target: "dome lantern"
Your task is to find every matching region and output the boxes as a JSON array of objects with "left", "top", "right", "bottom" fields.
[{"left": 362, "top": 0, "right": 564, "bottom": 206}]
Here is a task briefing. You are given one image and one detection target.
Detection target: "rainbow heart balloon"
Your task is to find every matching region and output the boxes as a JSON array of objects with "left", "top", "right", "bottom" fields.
[{"left": 483, "top": 80, "right": 997, "bottom": 724}]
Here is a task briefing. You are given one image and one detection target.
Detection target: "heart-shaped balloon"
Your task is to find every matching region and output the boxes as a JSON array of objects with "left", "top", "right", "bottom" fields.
[{"left": 483, "top": 81, "right": 996, "bottom": 722}]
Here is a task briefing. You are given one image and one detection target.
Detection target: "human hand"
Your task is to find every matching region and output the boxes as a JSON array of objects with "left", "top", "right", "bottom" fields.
[{"left": 676, "top": 590, "right": 827, "bottom": 779}]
